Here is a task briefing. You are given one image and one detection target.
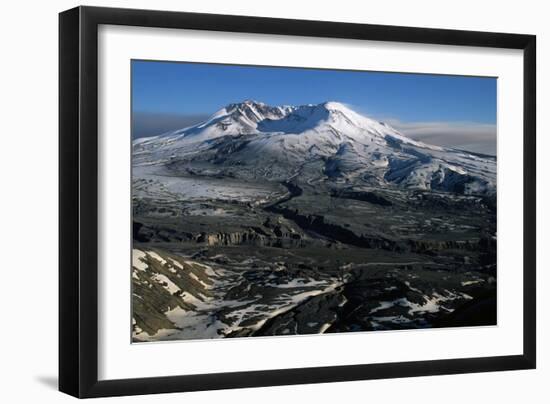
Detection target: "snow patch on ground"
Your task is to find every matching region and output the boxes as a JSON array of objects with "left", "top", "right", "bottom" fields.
[
  {"left": 461, "top": 279, "right": 484, "bottom": 286},
  {"left": 370, "top": 288, "right": 472, "bottom": 317},
  {"left": 151, "top": 273, "right": 180, "bottom": 294},
  {"left": 168, "top": 258, "right": 183, "bottom": 270},
  {"left": 146, "top": 250, "right": 167, "bottom": 266},
  {"left": 132, "top": 249, "right": 148, "bottom": 271}
]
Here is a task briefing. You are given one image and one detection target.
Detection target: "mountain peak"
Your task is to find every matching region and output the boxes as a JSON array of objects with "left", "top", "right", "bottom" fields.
[
  {"left": 199, "top": 99, "right": 391, "bottom": 138},
  {"left": 222, "top": 100, "right": 291, "bottom": 125},
  {"left": 225, "top": 99, "right": 267, "bottom": 112},
  {"left": 222, "top": 100, "right": 356, "bottom": 121},
  {"left": 322, "top": 101, "right": 351, "bottom": 111},
  {"left": 232, "top": 99, "right": 265, "bottom": 107},
  {"left": 156, "top": 99, "right": 422, "bottom": 149}
]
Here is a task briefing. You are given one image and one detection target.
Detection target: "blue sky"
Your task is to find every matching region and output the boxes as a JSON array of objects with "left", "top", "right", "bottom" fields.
[{"left": 132, "top": 60, "right": 497, "bottom": 154}]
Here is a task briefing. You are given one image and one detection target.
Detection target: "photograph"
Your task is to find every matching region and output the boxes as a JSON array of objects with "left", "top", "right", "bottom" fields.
[
  {"left": 131, "top": 61, "right": 498, "bottom": 342},
  {"left": 1, "top": 1, "right": 543, "bottom": 401}
]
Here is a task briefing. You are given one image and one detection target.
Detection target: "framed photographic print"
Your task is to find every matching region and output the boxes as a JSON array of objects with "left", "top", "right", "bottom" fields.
[{"left": 59, "top": 6, "right": 536, "bottom": 398}]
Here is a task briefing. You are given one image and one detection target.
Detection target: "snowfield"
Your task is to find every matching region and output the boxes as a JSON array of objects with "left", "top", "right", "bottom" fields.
[{"left": 132, "top": 100, "right": 496, "bottom": 196}]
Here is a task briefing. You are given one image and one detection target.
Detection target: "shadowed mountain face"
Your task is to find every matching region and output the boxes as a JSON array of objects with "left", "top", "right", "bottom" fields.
[{"left": 131, "top": 101, "right": 497, "bottom": 342}]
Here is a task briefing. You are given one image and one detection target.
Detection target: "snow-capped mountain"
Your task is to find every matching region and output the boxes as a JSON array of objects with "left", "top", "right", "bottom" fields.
[{"left": 133, "top": 100, "right": 496, "bottom": 195}]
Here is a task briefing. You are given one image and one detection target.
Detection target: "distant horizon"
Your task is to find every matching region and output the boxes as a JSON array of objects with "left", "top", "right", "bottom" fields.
[{"left": 132, "top": 60, "right": 497, "bottom": 155}]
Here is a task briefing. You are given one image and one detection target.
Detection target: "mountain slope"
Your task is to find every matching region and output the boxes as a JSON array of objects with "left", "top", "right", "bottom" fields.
[{"left": 133, "top": 100, "right": 496, "bottom": 196}]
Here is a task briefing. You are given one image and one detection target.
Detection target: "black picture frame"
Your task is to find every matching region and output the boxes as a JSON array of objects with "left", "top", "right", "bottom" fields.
[{"left": 59, "top": 5, "right": 536, "bottom": 398}]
